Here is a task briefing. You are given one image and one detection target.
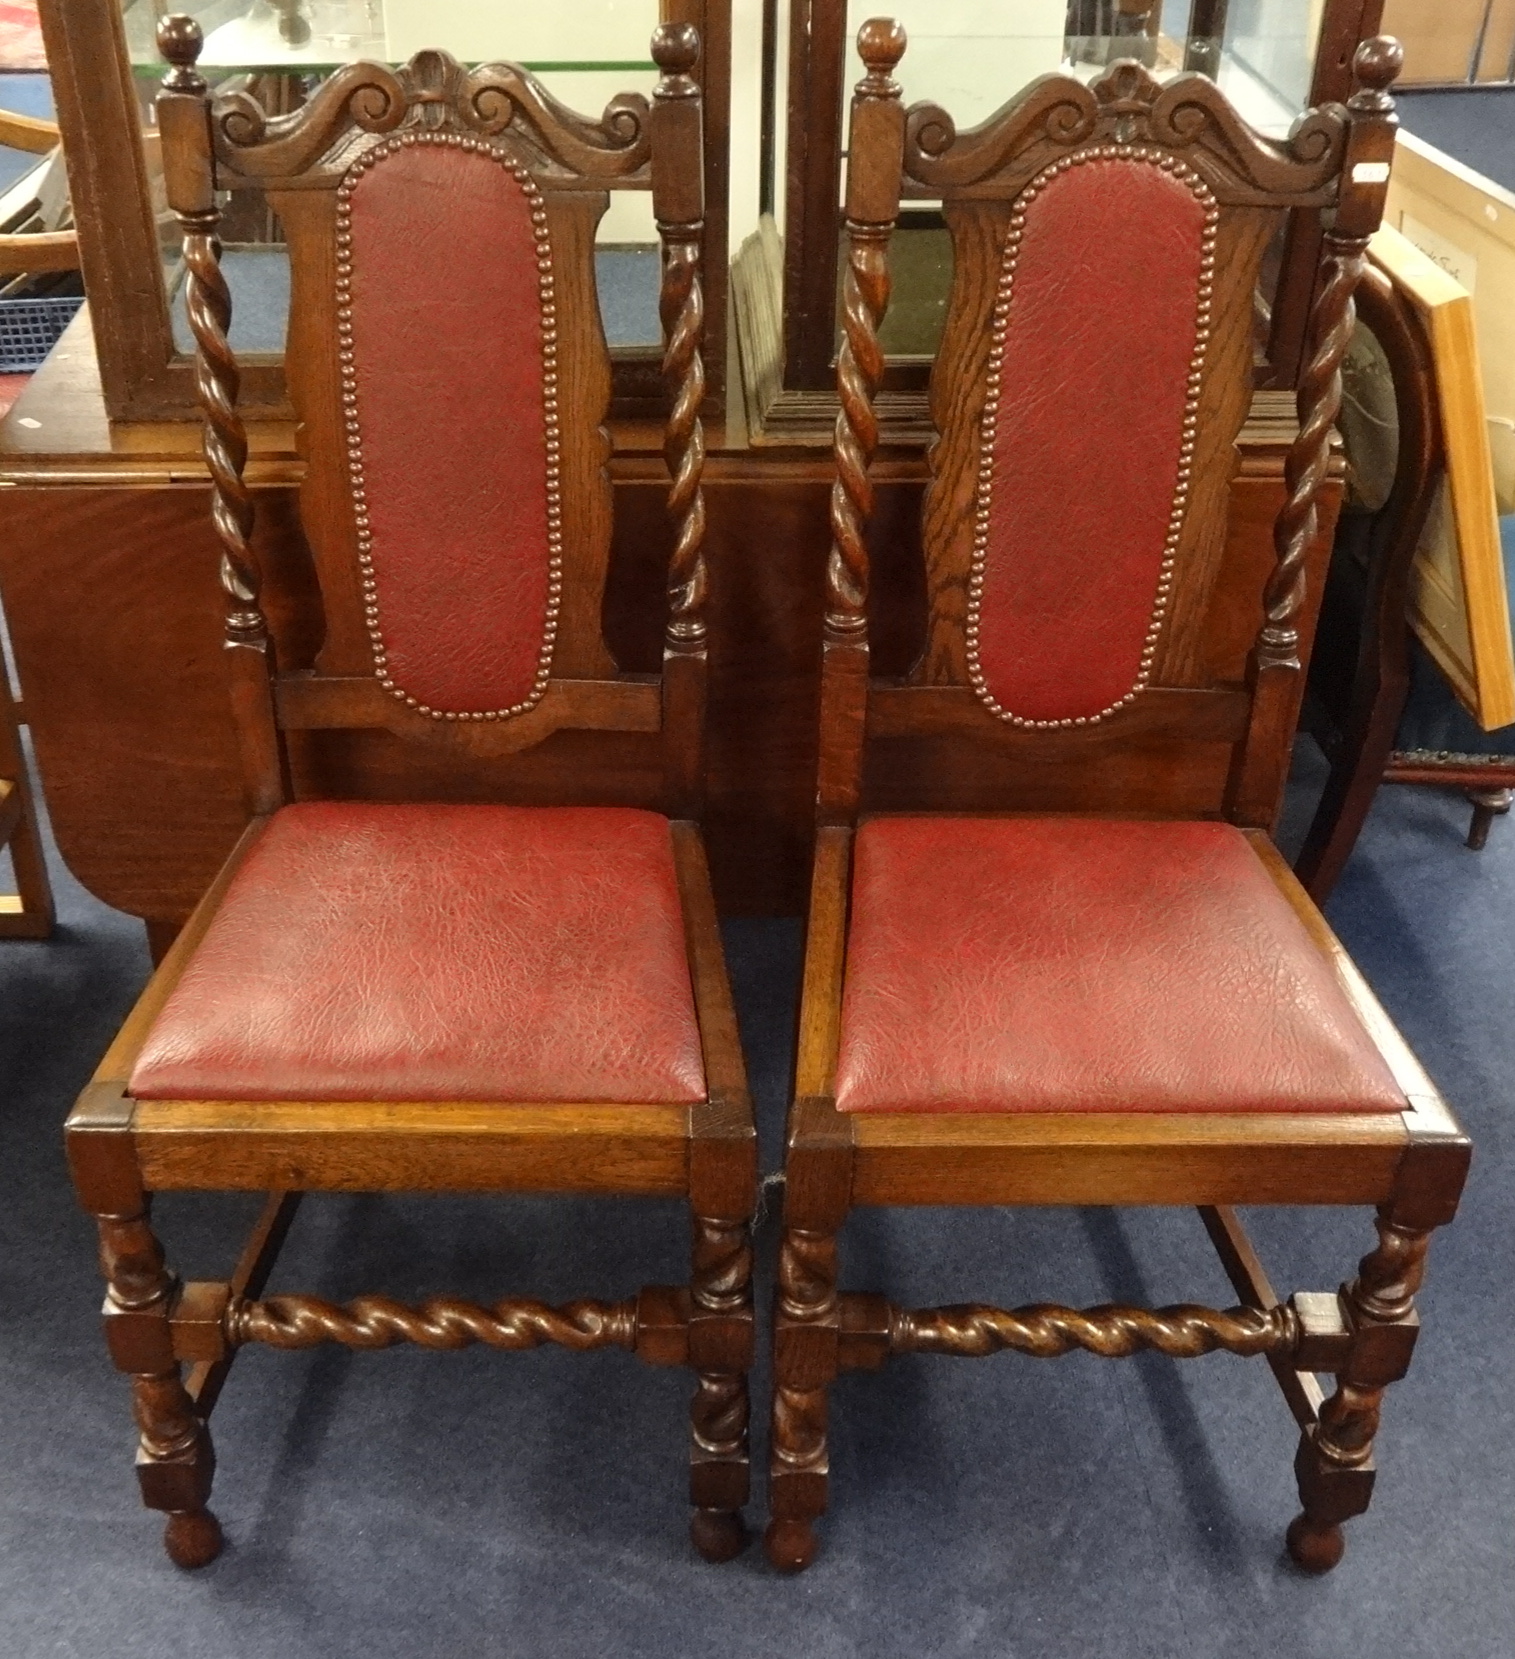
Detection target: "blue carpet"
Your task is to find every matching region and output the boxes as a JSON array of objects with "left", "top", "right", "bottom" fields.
[
  {"left": 594, "top": 248, "right": 662, "bottom": 350},
  {"left": 1397, "top": 89, "right": 1515, "bottom": 195},
  {"left": 170, "top": 247, "right": 293, "bottom": 359},
  {"left": 0, "top": 753, "right": 1510, "bottom": 1657}
]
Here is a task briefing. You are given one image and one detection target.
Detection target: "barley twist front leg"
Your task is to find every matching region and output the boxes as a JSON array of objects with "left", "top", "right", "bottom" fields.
[
  {"left": 1287, "top": 1207, "right": 1431, "bottom": 1572},
  {"left": 688, "top": 1215, "right": 753, "bottom": 1561},
  {"left": 765, "top": 1227, "right": 840, "bottom": 1571}
]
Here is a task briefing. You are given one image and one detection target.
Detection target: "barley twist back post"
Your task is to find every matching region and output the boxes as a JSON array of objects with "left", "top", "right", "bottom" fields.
[
  {"left": 652, "top": 24, "right": 708, "bottom": 657},
  {"left": 1230, "top": 36, "right": 1401, "bottom": 828},
  {"left": 650, "top": 23, "right": 710, "bottom": 818},
  {"left": 816, "top": 18, "right": 907, "bottom": 823},
  {"left": 157, "top": 15, "right": 289, "bottom": 817},
  {"left": 826, "top": 19, "right": 906, "bottom": 645}
]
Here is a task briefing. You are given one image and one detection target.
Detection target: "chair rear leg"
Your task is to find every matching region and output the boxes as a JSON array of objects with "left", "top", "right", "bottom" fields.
[
  {"left": 1287, "top": 1205, "right": 1434, "bottom": 1572},
  {"left": 765, "top": 1225, "right": 840, "bottom": 1571},
  {"left": 97, "top": 1204, "right": 222, "bottom": 1568},
  {"left": 1466, "top": 786, "right": 1512, "bottom": 851},
  {"left": 688, "top": 1215, "right": 753, "bottom": 1561}
]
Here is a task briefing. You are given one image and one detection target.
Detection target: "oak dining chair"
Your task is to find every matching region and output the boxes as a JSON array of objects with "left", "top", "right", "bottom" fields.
[
  {"left": 765, "top": 20, "right": 1469, "bottom": 1576},
  {"left": 65, "top": 17, "right": 755, "bottom": 1569}
]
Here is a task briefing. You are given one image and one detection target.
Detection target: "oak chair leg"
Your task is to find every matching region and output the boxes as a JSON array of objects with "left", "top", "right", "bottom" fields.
[
  {"left": 688, "top": 1215, "right": 753, "bottom": 1561},
  {"left": 1465, "top": 787, "right": 1512, "bottom": 852},
  {"left": 1287, "top": 1205, "right": 1430, "bottom": 1572},
  {"left": 96, "top": 1204, "right": 222, "bottom": 1568},
  {"left": 765, "top": 1225, "right": 840, "bottom": 1571}
]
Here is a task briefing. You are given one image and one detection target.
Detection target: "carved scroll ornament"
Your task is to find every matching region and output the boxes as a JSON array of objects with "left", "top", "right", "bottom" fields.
[
  {"left": 213, "top": 48, "right": 653, "bottom": 183},
  {"left": 904, "top": 58, "right": 1347, "bottom": 204}
]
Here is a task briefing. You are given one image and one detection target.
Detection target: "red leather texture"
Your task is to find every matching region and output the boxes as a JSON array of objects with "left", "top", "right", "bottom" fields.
[
  {"left": 978, "top": 158, "right": 1207, "bottom": 721},
  {"left": 833, "top": 816, "right": 1406, "bottom": 1115},
  {"left": 349, "top": 144, "right": 551, "bottom": 713},
  {"left": 130, "top": 803, "right": 707, "bottom": 1105}
]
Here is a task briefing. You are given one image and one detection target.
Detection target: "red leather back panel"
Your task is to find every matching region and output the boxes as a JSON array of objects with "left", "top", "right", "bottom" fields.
[
  {"left": 344, "top": 140, "right": 555, "bottom": 716},
  {"left": 973, "top": 155, "right": 1213, "bottom": 725},
  {"left": 129, "top": 802, "right": 707, "bottom": 1105},
  {"left": 834, "top": 815, "right": 1406, "bottom": 1115}
]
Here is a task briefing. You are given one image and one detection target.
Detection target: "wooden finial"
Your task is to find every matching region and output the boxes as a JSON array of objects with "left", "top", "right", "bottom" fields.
[
  {"left": 822, "top": 14, "right": 906, "bottom": 690},
  {"left": 856, "top": 18, "right": 907, "bottom": 83},
  {"left": 1350, "top": 36, "right": 1403, "bottom": 110},
  {"left": 158, "top": 14, "right": 205, "bottom": 90},
  {"left": 1333, "top": 34, "right": 1400, "bottom": 240},
  {"left": 652, "top": 22, "right": 700, "bottom": 81},
  {"left": 649, "top": 13, "right": 708, "bottom": 821}
]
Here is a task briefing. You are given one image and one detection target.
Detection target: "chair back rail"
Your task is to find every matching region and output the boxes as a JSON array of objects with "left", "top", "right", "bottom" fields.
[
  {"left": 821, "top": 19, "right": 1402, "bottom": 831},
  {"left": 154, "top": 16, "right": 707, "bottom": 815}
]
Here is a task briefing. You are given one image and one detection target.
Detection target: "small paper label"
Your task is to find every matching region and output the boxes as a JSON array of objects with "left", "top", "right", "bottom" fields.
[{"left": 1399, "top": 212, "right": 1479, "bottom": 293}]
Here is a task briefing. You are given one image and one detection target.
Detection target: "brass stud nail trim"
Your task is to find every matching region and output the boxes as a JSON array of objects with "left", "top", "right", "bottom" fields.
[{"left": 334, "top": 133, "right": 562, "bottom": 722}]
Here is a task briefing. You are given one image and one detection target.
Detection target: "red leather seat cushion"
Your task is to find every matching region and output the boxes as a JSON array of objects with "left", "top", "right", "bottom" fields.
[
  {"left": 833, "top": 817, "right": 1406, "bottom": 1115},
  {"left": 130, "top": 803, "right": 706, "bottom": 1105}
]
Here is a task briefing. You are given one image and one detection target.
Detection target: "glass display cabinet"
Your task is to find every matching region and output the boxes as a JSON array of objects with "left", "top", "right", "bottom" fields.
[
  {"left": 37, "top": 0, "right": 731, "bottom": 420},
  {"left": 735, "top": 0, "right": 1393, "bottom": 438}
]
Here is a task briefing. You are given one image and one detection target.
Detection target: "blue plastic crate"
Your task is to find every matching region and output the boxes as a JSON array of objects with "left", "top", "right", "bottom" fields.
[{"left": 0, "top": 295, "right": 83, "bottom": 373}]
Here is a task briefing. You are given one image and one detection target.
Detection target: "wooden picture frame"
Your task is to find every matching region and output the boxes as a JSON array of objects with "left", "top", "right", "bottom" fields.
[{"left": 1371, "top": 219, "right": 1515, "bottom": 729}]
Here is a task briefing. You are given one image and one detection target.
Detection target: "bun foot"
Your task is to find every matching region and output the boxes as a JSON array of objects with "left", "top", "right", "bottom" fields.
[
  {"left": 690, "top": 1507, "right": 748, "bottom": 1562},
  {"left": 1286, "top": 1513, "right": 1345, "bottom": 1574},
  {"left": 163, "top": 1508, "right": 223, "bottom": 1569},
  {"left": 764, "top": 1516, "right": 818, "bottom": 1572}
]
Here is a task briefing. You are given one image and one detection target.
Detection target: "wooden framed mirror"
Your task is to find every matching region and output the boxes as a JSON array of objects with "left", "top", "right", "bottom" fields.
[
  {"left": 37, "top": 0, "right": 732, "bottom": 421},
  {"left": 735, "top": 0, "right": 1393, "bottom": 439}
]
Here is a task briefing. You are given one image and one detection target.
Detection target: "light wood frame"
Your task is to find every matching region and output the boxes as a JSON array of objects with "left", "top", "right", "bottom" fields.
[{"left": 1369, "top": 222, "right": 1515, "bottom": 729}]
